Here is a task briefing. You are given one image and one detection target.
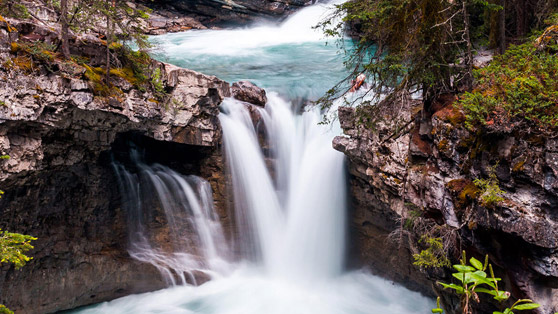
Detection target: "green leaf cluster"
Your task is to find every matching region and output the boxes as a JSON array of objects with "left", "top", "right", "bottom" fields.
[
  {"left": 459, "top": 41, "right": 558, "bottom": 130},
  {"left": 436, "top": 251, "right": 540, "bottom": 314},
  {"left": 317, "top": 0, "right": 462, "bottom": 102},
  {"left": 413, "top": 236, "right": 451, "bottom": 269},
  {"left": 0, "top": 218, "right": 35, "bottom": 313},
  {"left": 0, "top": 1, "right": 30, "bottom": 19},
  {"left": 0, "top": 229, "right": 37, "bottom": 269},
  {"left": 314, "top": 0, "right": 508, "bottom": 114},
  {"left": 0, "top": 304, "right": 14, "bottom": 314},
  {"left": 474, "top": 164, "right": 505, "bottom": 207},
  {"left": 150, "top": 67, "right": 165, "bottom": 97}
]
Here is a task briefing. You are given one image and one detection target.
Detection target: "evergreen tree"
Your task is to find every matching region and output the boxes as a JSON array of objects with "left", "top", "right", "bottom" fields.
[{"left": 317, "top": 0, "right": 558, "bottom": 112}]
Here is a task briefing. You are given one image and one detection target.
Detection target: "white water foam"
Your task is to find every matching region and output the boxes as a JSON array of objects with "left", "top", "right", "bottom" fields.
[
  {"left": 71, "top": 1, "right": 435, "bottom": 312},
  {"left": 220, "top": 93, "right": 346, "bottom": 281},
  {"left": 156, "top": 1, "right": 343, "bottom": 57}
]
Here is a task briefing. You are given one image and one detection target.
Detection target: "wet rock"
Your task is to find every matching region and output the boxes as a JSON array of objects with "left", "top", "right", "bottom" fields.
[
  {"left": 146, "top": 14, "right": 208, "bottom": 34},
  {"left": 146, "top": 0, "right": 314, "bottom": 26},
  {"left": 231, "top": 81, "right": 267, "bottom": 107},
  {"left": 70, "top": 92, "right": 94, "bottom": 107},
  {"left": 0, "top": 35, "right": 231, "bottom": 313},
  {"left": 335, "top": 93, "right": 558, "bottom": 313}
]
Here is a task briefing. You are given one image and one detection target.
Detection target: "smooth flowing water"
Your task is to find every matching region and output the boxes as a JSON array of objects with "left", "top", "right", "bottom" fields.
[
  {"left": 73, "top": 1, "right": 434, "bottom": 313},
  {"left": 112, "top": 156, "right": 230, "bottom": 285},
  {"left": 150, "top": 2, "right": 352, "bottom": 100}
]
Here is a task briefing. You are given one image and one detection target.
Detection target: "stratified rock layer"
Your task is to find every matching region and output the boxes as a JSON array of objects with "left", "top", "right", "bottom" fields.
[
  {"left": 0, "top": 31, "right": 231, "bottom": 312},
  {"left": 334, "top": 95, "right": 558, "bottom": 313}
]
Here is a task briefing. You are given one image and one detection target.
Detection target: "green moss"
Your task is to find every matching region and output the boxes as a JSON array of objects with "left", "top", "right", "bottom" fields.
[
  {"left": 447, "top": 179, "right": 480, "bottom": 209},
  {"left": 10, "top": 42, "right": 19, "bottom": 53},
  {"left": 474, "top": 164, "right": 505, "bottom": 207},
  {"left": 448, "top": 110, "right": 466, "bottom": 126},
  {"left": 8, "top": 41, "right": 58, "bottom": 73},
  {"left": 457, "top": 135, "right": 476, "bottom": 150},
  {"left": 469, "top": 137, "right": 489, "bottom": 159},
  {"left": 512, "top": 159, "right": 526, "bottom": 172},
  {"left": 413, "top": 236, "right": 451, "bottom": 269},
  {"left": 458, "top": 41, "right": 558, "bottom": 130},
  {"left": 437, "top": 139, "right": 450, "bottom": 152},
  {"left": 459, "top": 183, "right": 480, "bottom": 204},
  {"left": 83, "top": 65, "right": 124, "bottom": 97},
  {"left": 110, "top": 67, "right": 138, "bottom": 85},
  {"left": 12, "top": 55, "right": 34, "bottom": 72}
]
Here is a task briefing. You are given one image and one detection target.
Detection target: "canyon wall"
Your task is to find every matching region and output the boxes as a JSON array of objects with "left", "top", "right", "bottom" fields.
[
  {"left": 0, "top": 22, "right": 231, "bottom": 312},
  {"left": 334, "top": 95, "right": 558, "bottom": 313}
]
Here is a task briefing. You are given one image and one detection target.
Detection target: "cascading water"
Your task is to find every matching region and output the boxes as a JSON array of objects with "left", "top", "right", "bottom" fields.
[
  {"left": 219, "top": 93, "right": 346, "bottom": 281},
  {"left": 112, "top": 155, "right": 230, "bottom": 285},
  {"left": 73, "top": 1, "right": 435, "bottom": 313}
]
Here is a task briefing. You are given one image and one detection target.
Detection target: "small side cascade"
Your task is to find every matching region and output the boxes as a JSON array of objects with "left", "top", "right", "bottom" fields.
[{"left": 112, "top": 152, "right": 230, "bottom": 286}]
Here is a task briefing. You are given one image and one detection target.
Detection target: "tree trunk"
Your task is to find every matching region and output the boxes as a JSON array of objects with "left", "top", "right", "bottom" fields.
[
  {"left": 498, "top": 0, "right": 506, "bottom": 54},
  {"left": 60, "top": 0, "right": 70, "bottom": 59},
  {"left": 105, "top": 0, "right": 111, "bottom": 82},
  {"left": 463, "top": 0, "right": 473, "bottom": 91},
  {"left": 515, "top": 0, "right": 526, "bottom": 38}
]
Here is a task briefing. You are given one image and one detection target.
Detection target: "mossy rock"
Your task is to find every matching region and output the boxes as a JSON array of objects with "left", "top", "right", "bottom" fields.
[{"left": 446, "top": 179, "right": 479, "bottom": 210}]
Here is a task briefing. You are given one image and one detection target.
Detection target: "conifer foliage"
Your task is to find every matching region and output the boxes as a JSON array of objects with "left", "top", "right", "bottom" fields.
[{"left": 317, "top": 0, "right": 558, "bottom": 112}]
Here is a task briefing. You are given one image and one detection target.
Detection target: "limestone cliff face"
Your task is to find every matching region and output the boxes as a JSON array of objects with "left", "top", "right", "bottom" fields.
[
  {"left": 0, "top": 23, "right": 231, "bottom": 313},
  {"left": 334, "top": 96, "right": 558, "bottom": 313}
]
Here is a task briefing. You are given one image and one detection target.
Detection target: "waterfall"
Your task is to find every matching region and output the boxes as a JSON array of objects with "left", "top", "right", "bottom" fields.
[
  {"left": 113, "top": 155, "right": 230, "bottom": 285},
  {"left": 220, "top": 93, "right": 346, "bottom": 280},
  {"left": 72, "top": 1, "right": 436, "bottom": 312}
]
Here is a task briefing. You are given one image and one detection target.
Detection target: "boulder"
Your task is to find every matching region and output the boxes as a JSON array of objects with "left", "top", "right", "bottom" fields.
[{"left": 231, "top": 81, "right": 267, "bottom": 107}]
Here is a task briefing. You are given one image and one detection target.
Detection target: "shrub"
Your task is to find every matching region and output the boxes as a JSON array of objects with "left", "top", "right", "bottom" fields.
[
  {"left": 474, "top": 165, "right": 505, "bottom": 207},
  {"left": 436, "top": 251, "right": 540, "bottom": 314},
  {"left": 0, "top": 304, "right": 14, "bottom": 314},
  {"left": 459, "top": 41, "right": 558, "bottom": 130},
  {"left": 413, "top": 236, "right": 451, "bottom": 269},
  {"left": 0, "top": 229, "right": 37, "bottom": 269}
]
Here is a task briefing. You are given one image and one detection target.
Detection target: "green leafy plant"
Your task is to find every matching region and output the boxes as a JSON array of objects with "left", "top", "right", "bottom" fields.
[
  {"left": 403, "top": 209, "right": 422, "bottom": 230},
  {"left": 413, "top": 236, "right": 451, "bottom": 269},
  {"left": 9, "top": 41, "right": 58, "bottom": 73},
  {"left": 474, "top": 164, "right": 505, "bottom": 207},
  {"left": 436, "top": 251, "right": 540, "bottom": 314},
  {"left": 0, "top": 227, "right": 36, "bottom": 313},
  {"left": 459, "top": 40, "right": 558, "bottom": 130},
  {"left": 0, "top": 304, "right": 14, "bottom": 314},
  {"left": 0, "top": 229, "right": 37, "bottom": 269},
  {"left": 0, "top": 153, "right": 35, "bottom": 312},
  {"left": 150, "top": 67, "right": 165, "bottom": 97},
  {"left": 432, "top": 297, "right": 444, "bottom": 314},
  {"left": 0, "top": 1, "right": 30, "bottom": 19},
  {"left": 493, "top": 299, "right": 542, "bottom": 314}
]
